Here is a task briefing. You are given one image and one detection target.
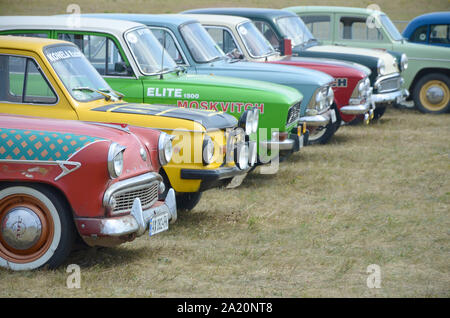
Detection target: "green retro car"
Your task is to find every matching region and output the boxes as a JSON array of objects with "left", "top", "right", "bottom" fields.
[
  {"left": 288, "top": 6, "right": 450, "bottom": 114},
  {"left": 0, "top": 16, "right": 306, "bottom": 164}
]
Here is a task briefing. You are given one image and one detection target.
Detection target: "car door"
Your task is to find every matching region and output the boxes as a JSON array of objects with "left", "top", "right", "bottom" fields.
[
  {"left": 0, "top": 50, "right": 78, "bottom": 119},
  {"left": 55, "top": 31, "right": 145, "bottom": 103},
  {"left": 334, "top": 14, "right": 393, "bottom": 50}
]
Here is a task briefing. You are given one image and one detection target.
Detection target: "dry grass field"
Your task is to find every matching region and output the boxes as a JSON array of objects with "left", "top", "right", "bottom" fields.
[
  {"left": 0, "top": 0, "right": 449, "bottom": 298},
  {"left": 1, "top": 106, "right": 449, "bottom": 298}
]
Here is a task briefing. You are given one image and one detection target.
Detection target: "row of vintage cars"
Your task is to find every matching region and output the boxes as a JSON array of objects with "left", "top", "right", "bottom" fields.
[{"left": 0, "top": 6, "right": 449, "bottom": 270}]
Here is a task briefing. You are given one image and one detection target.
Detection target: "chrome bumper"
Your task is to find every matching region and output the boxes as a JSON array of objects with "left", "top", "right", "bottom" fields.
[
  {"left": 99, "top": 188, "right": 177, "bottom": 237},
  {"left": 372, "top": 88, "right": 409, "bottom": 104},
  {"left": 260, "top": 138, "right": 296, "bottom": 151},
  {"left": 260, "top": 130, "right": 305, "bottom": 151},
  {"left": 299, "top": 108, "right": 332, "bottom": 127}
]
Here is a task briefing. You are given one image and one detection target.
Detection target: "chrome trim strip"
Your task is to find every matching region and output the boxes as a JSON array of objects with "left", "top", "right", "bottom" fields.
[
  {"left": 408, "top": 57, "right": 450, "bottom": 63},
  {"left": 0, "top": 159, "right": 81, "bottom": 181}
]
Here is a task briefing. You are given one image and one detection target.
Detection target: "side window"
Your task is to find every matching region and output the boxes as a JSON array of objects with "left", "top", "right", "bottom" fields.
[
  {"left": 301, "top": 15, "right": 331, "bottom": 40},
  {"left": 205, "top": 27, "right": 238, "bottom": 54},
  {"left": 253, "top": 21, "right": 279, "bottom": 48},
  {"left": 57, "top": 33, "right": 130, "bottom": 76},
  {"left": 150, "top": 28, "right": 185, "bottom": 64},
  {"left": 411, "top": 25, "right": 428, "bottom": 42},
  {"left": 0, "top": 55, "right": 57, "bottom": 104},
  {"left": 339, "top": 16, "right": 384, "bottom": 41},
  {"left": 429, "top": 24, "right": 450, "bottom": 45}
]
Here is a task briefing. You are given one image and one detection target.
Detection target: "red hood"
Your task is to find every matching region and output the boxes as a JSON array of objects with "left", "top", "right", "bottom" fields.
[{"left": 271, "top": 55, "right": 369, "bottom": 80}]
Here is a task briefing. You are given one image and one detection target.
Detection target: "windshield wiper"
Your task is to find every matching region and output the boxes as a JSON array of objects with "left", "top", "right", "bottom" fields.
[{"left": 72, "top": 87, "right": 120, "bottom": 102}]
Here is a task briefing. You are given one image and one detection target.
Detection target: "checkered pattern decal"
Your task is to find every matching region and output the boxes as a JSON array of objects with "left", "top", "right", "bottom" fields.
[{"left": 0, "top": 128, "right": 104, "bottom": 161}]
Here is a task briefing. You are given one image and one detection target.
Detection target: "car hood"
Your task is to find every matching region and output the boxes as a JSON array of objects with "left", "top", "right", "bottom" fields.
[
  {"left": 90, "top": 102, "right": 238, "bottom": 131},
  {"left": 274, "top": 55, "right": 371, "bottom": 78},
  {"left": 306, "top": 45, "right": 399, "bottom": 74},
  {"left": 393, "top": 41, "right": 450, "bottom": 61},
  {"left": 198, "top": 59, "right": 334, "bottom": 87}
]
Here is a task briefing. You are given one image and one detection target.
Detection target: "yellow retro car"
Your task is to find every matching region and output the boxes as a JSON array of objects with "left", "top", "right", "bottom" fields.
[{"left": 0, "top": 36, "right": 256, "bottom": 210}]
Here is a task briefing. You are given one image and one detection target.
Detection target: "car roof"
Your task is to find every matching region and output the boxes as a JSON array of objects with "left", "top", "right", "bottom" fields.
[
  {"left": 0, "top": 16, "right": 145, "bottom": 35},
  {"left": 82, "top": 13, "right": 198, "bottom": 28},
  {"left": 403, "top": 11, "right": 450, "bottom": 38},
  {"left": 183, "top": 7, "right": 297, "bottom": 20},
  {"left": 0, "top": 34, "right": 75, "bottom": 50},
  {"left": 285, "top": 6, "right": 385, "bottom": 15},
  {"left": 183, "top": 13, "right": 250, "bottom": 26}
]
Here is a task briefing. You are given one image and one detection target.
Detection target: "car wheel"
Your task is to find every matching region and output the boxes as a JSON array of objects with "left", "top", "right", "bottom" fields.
[
  {"left": 176, "top": 192, "right": 203, "bottom": 211},
  {"left": 0, "top": 185, "right": 75, "bottom": 270},
  {"left": 373, "top": 104, "right": 387, "bottom": 120},
  {"left": 307, "top": 121, "right": 337, "bottom": 145},
  {"left": 413, "top": 73, "right": 450, "bottom": 114}
]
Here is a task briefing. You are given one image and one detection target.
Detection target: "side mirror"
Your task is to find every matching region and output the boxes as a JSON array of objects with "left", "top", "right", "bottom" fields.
[
  {"left": 227, "top": 48, "right": 244, "bottom": 60},
  {"left": 279, "top": 37, "right": 292, "bottom": 56},
  {"left": 114, "top": 61, "right": 132, "bottom": 74}
]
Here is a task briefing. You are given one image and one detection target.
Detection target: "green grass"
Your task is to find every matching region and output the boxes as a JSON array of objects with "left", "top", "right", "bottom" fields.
[{"left": 1, "top": 106, "right": 449, "bottom": 297}]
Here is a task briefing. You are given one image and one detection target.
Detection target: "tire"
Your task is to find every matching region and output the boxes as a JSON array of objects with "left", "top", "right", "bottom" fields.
[
  {"left": 0, "top": 185, "right": 75, "bottom": 270},
  {"left": 176, "top": 192, "right": 202, "bottom": 211},
  {"left": 373, "top": 104, "right": 387, "bottom": 120},
  {"left": 307, "top": 121, "right": 337, "bottom": 145},
  {"left": 413, "top": 73, "right": 450, "bottom": 114}
]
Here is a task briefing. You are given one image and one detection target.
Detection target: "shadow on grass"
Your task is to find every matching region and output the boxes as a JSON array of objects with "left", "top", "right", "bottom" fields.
[{"left": 65, "top": 244, "right": 151, "bottom": 269}]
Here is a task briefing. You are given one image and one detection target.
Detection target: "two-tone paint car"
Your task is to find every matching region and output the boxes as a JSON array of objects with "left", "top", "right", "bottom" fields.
[
  {"left": 0, "top": 113, "right": 177, "bottom": 270},
  {"left": 82, "top": 13, "right": 338, "bottom": 145},
  {"left": 185, "top": 13, "right": 375, "bottom": 133},
  {"left": 0, "top": 16, "right": 305, "bottom": 166},
  {"left": 403, "top": 11, "right": 450, "bottom": 48},
  {"left": 288, "top": 6, "right": 450, "bottom": 114},
  {"left": 0, "top": 35, "right": 254, "bottom": 211},
  {"left": 185, "top": 7, "right": 409, "bottom": 120}
]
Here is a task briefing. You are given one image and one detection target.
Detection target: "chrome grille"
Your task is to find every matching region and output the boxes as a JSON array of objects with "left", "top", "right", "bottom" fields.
[
  {"left": 287, "top": 102, "right": 301, "bottom": 126},
  {"left": 112, "top": 181, "right": 159, "bottom": 214},
  {"left": 377, "top": 76, "right": 401, "bottom": 93}
]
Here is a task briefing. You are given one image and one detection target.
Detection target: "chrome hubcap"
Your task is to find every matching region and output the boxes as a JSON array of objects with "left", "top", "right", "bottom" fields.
[
  {"left": 1, "top": 207, "right": 42, "bottom": 250},
  {"left": 426, "top": 86, "right": 445, "bottom": 104}
]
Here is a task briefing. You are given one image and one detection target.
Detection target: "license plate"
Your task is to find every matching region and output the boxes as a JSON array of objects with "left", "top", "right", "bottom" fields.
[
  {"left": 330, "top": 109, "right": 337, "bottom": 123},
  {"left": 149, "top": 213, "right": 169, "bottom": 236}
]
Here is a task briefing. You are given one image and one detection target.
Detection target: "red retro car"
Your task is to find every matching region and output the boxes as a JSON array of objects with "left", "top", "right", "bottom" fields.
[{"left": 0, "top": 114, "right": 177, "bottom": 270}]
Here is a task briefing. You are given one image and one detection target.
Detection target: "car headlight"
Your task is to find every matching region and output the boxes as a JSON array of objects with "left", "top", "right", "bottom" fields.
[
  {"left": 377, "top": 59, "right": 386, "bottom": 75},
  {"left": 235, "top": 142, "right": 249, "bottom": 170},
  {"left": 202, "top": 135, "right": 215, "bottom": 165},
  {"left": 239, "top": 110, "right": 253, "bottom": 135},
  {"left": 108, "top": 142, "right": 126, "bottom": 179},
  {"left": 158, "top": 132, "right": 174, "bottom": 166},
  {"left": 400, "top": 54, "right": 408, "bottom": 71}
]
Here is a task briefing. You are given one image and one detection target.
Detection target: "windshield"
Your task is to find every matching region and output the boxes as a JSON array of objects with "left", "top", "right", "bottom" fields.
[
  {"left": 44, "top": 45, "right": 115, "bottom": 102},
  {"left": 237, "top": 21, "right": 276, "bottom": 57},
  {"left": 380, "top": 14, "right": 404, "bottom": 41},
  {"left": 276, "top": 16, "right": 315, "bottom": 46},
  {"left": 125, "top": 27, "right": 177, "bottom": 75},
  {"left": 180, "top": 22, "right": 226, "bottom": 63}
]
